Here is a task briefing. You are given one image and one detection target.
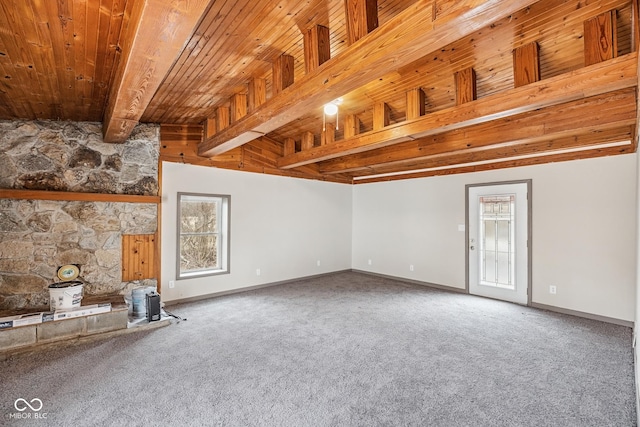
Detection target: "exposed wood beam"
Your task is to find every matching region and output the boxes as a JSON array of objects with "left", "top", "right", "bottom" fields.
[
  {"left": 273, "top": 54, "right": 295, "bottom": 96},
  {"left": 248, "top": 78, "right": 267, "bottom": 112},
  {"left": 231, "top": 93, "right": 248, "bottom": 123},
  {"left": 455, "top": 67, "right": 476, "bottom": 104},
  {"left": 204, "top": 118, "right": 216, "bottom": 139},
  {"left": 103, "top": 0, "right": 210, "bottom": 143},
  {"left": 216, "top": 107, "right": 230, "bottom": 131},
  {"left": 352, "top": 144, "right": 633, "bottom": 184},
  {"left": 352, "top": 125, "right": 632, "bottom": 177},
  {"left": 319, "top": 88, "right": 636, "bottom": 174},
  {"left": 301, "top": 131, "right": 315, "bottom": 151},
  {"left": 373, "top": 102, "right": 391, "bottom": 130},
  {"left": 345, "top": 0, "right": 379, "bottom": 44},
  {"left": 199, "top": 0, "right": 545, "bottom": 157},
  {"left": 321, "top": 122, "right": 336, "bottom": 145},
  {"left": 304, "top": 25, "right": 331, "bottom": 74},
  {"left": 513, "top": 42, "right": 540, "bottom": 87},
  {"left": 584, "top": 10, "right": 618, "bottom": 66},
  {"left": 344, "top": 114, "right": 362, "bottom": 139},
  {"left": 284, "top": 138, "right": 296, "bottom": 156},
  {"left": 277, "top": 53, "right": 637, "bottom": 169},
  {"left": 406, "top": 88, "right": 426, "bottom": 120}
]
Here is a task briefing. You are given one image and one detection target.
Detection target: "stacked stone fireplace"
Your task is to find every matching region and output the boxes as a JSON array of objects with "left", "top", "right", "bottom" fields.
[{"left": 0, "top": 120, "right": 160, "bottom": 311}]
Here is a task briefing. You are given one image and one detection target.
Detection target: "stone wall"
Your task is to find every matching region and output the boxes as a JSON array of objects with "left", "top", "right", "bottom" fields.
[{"left": 0, "top": 120, "right": 159, "bottom": 311}]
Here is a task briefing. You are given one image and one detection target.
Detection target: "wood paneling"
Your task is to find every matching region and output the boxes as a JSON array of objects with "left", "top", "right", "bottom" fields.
[
  {"left": 0, "top": 0, "right": 130, "bottom": 121},
  {"left": 122, "top": 234, "right": 156, "bottom": 281}
]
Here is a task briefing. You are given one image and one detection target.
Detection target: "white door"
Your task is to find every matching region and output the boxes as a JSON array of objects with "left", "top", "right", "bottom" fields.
[{"left": 467, "top": 182, "right": 529, "bottom": 305}]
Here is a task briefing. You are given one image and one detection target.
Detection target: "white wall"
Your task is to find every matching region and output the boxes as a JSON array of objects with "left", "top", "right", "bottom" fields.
[
  {"left": 162, "top": 155, "right": 637, "bottom": 322},
  {"left": 161, "top": 162, "right": 353, "bottom": 302},
  {"left": 353, "top": 154, "right": 637, "bottom": 322}
]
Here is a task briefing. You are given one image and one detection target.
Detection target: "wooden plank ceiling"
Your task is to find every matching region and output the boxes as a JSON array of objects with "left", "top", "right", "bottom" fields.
[{"left": 0, "top": 0, "right": 637, "bottom": 184}]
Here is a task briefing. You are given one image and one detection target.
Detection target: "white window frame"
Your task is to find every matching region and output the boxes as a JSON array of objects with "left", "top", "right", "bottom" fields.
[{"left": 177, "top": 192, "right": 230, "bottom": 279}]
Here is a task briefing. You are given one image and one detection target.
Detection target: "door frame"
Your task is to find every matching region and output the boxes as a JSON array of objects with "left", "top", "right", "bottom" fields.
[{"left": 465, "top": 179, "right": 533, "bottom": 305}]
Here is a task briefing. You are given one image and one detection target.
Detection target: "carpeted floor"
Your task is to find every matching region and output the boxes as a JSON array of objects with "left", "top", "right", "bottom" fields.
[{"left": 0, "top": 271, "right": 636, "bottom": 426}]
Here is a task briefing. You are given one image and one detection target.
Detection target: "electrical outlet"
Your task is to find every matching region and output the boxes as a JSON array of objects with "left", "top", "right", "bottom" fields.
[
  {"left": 409, "top": 265, "right": 414, "bottom": 271},
  {"left": 549, "top": 285, "right": 557, "bottom": 294},
  {"left": 256, "top": 268, "right": 261, "bottom": 276},
  {"left": 368, "top": 259, "right": 372, "bottom": 265},
  {"left": 168, "top": 280, "right": 175, "bottom": 289},
  {"left": 317, "top": 260, "right": 321, "bottom": 267}
]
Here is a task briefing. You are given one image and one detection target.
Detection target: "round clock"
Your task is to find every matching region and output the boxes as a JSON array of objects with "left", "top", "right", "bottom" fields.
[{"left": 57, "top": 264, "right": 80, "bottom": 281}]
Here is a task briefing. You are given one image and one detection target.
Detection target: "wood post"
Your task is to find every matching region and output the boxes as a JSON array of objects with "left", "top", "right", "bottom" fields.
[
  {"left": 230, "top": 93, "right": 247, "bottom": 122},
  {"left": 301, "top": 131, "right": 315, "bottom": 150},
  {"left": 321, "top": 122, "right": 336, "bottom": 145},
  {"left": 273, "top": 54, "right": 295, "bottom": 95},
  {"left": 373, "top": 102, "right": 390, "bottom": 130},
  {"left": 304, "top": 25, "right": 331, "bottom": 74},
  {"left": 406, "top": 88, "right": 426, "bottom": 120},
  {"left": 216, "top": 107, "right": 230, "bottom": 131},
  {"left": 345, "top": 0, "right": 379, "bottom": 44},
  {"left": 584, "top": 10, "right": 618, "bottom": 66},
  {"left": 455, "top": 67, "right": 476, "bottom": 105},
  {"left": 283, "top": 137, "right": 296, "bottom": 156},
  {"left": 513, "top": 42, "right": 540, "bottom": 88},
  {"left": 248, "top": 78, "right": 267, "bottom": 112},
  {"left": 204, "top": 118, "right": 216, "bottom": 139},
  {"left": 344, "top": 114, "right": 361, "bottom": 139}
]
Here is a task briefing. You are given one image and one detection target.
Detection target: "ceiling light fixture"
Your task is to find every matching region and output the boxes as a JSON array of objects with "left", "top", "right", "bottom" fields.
[{"left": 323, "top": 98, "right": 343, "bottom": 131}]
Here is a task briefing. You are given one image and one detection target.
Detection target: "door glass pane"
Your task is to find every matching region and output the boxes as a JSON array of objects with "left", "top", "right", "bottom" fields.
[{"left": 479, "top": 194, "right": 515, "bottom": 290}]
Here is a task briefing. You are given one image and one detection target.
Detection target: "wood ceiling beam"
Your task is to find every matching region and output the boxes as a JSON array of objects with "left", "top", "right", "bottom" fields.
[
  {"left": 278, "top": 53, "right": 638, "bottom": 169},
  {"left": 102, "top": 0, "right": 211, "bottom": 143},
  {"left": 348, "top": 125, "right": 634, "bottom": 177},
  {"left": 198, "top": 0, "right": 544, "bottom": 157},
  {"left": 352, "top": 144, "right": 634, "bottom": 184},
  {"left": 319, "top": 88, "right": 637, "bottom": 174}
]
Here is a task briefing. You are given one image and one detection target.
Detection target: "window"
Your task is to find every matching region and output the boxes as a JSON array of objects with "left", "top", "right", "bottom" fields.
[{"left": 177, "top": 193, "right": 230, "bottom": 279}]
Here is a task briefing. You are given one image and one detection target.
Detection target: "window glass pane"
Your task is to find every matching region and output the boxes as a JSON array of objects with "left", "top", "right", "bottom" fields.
[
  {"left": 180, "top": 235, "right": 218, "bottom": 272},
  {"left": 484, "top": 251, "right": 496, "bottom": 283},
  {"left": 180, "top": 199, "right": 218, "bottom": 233},
  {"left": 484, "top": 220, "right": 496, "bottom": 251},
  {"left": 497, "top": 252, "right": 510, "bottom": 285},
  {"left": 497, "top": 219, "right": 510, "bottom": 253}
]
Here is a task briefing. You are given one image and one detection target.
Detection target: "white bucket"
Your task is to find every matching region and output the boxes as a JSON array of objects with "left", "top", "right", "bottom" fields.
[
  {"left": 49, "top": 282, "right": 84, "bottom": 310},
  {"left": 131, "top": 285, "right": 155, "bottom": 319}
]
